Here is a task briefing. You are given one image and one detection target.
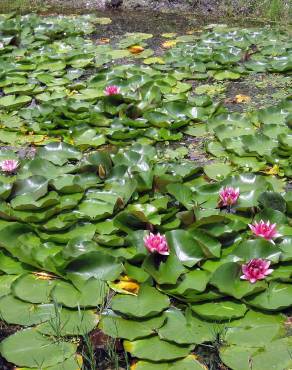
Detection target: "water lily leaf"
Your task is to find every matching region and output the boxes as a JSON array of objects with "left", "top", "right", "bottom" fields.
[
  {"left": 50, "top": 174, "right": 98, "bottom": 194},
  {"left": 37, "top": 307, "right": 99, "bottom": 336},
  {"left": 241, "top": 134, "right": 278, "bottom": 157},
  {"left": 0, "top": 328, "right": 76, "bottom": 368},
  {"left": 0, "top": 275, "right": 19, "bottom": 297},
  {"left": 258, "top": 191, "right": 287, "bottom": 213},
  {"left": 133, "top": 356, "right": 207, "bottom": 370},
  {"left": 39, "top": 223, "right": 96, "bottom": 244},
  {"left": 124, "top": 335, "right": 191, "bottom": 361},
  {"left": 166, "top": 230, "right": 205, "bottom": 267},
  {"left": 72, "top": 129, "right": 106, "bottom": 147},
  {"left": 38, "top": 142, "right": 82, "bottom": 166},
  {"left": 142, "top": 253, "right": 185, "bottom": 285},
  {"left": 225, "top": 309, "right": 285, "bottom": 346},
  {"left": 245, "top": 282, "right": 292, "bottom": 310},
  {"left": 12, "top": 273, "right": 57, "bottom": 304},
  {"left": 99, "top": 309, "right": 165, "bottom": 340},
  {"left": 66, "top": 251, "right": 123, "bottom": 288},
  {"left": 11, "top": 191, "right": 60, "bottom": 211},
  {"left": 15, "top": 355, "right": 83, "bottom": 370},
  {"left": 160, "top": 269, "right": 210, "bottom": 299},
  {"left": 95, "top": 17, "right": 112, "bottom": 24},
  {"left": 191, "top": 230, "right": 221, "bottom": 258},
  {"left": 220, "top": 337, "right": 292, "bottom": 370},
  {"left": 51, "top": 278, "right": 108, "bottom": 308},
  {"left": 111, "top": 285, "right": 169, "bottom": 318},
  {"left": 144, "top": 57, "right": 165, "bottom": 65},
  {"left": 0, "top": 295, "right": 55, "bottom": 326},
  {"left": 251, "top": 337, "right": 292, "bottom": 370},
  {"left": 0, "top": 94, "right": 31, "bottom": 109},
  {"left": 0, "top": 251, "right": 30, "bottom": 275},
  {"left": 11, "top": 176, "right": 48, "bottom": 201},
  {"left": 191, "top": 301, "right": 247, "bottom": 320},
  {"left": 230, "top": 239, "right": 282, "bottom": 263},
  {"left": 167, "top": 183, "right": 193, "bottom": 210},
  {"left": 204, "top": 163, "right": 232, "bottom": 180},
  {"left": 158, "top": 308, "right": 217, "bottom": 344},
  {"left": 213, "top": 71, "right": 241, "bottom": 80}
]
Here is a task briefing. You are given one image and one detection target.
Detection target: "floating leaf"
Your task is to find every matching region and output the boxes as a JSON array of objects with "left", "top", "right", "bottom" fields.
[
  {"left": 111, "top": 285, "right": 169, "bottom": 318},
  {"left": 124, "top": 335, "right": 191, "bottom": 361},
  {"left": 0, "top": 328, "right": 76, "bottom": 367}
]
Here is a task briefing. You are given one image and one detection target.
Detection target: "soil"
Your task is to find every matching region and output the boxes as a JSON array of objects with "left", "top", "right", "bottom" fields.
[{"left": 0, "top": 322, "right": 21, "bottom": 370}]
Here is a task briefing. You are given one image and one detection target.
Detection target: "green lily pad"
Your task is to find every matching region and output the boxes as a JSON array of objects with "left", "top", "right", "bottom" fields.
[
  {"left": 124, "top": 335, "right": 191, "bottom": 361},
  {"left": 51, "top": 278, "right": 108, "bottom": 308},
  {"left": 191, "top": 301, "right": 247, "bottom": 320},
  {"left": 37, "top": 307, "right": 98, "bottom": 336},
  {"left": 245, "top": 282, "right": 292, "bottom": 310},
  {"left": 111, "top": 285, "right": 169, "bottom": 318},
  {"left": 99, "top": 309, "right": 165, "bottom": 340},
  {"left": 12, "top": 274, "right": 57, "bottom": 304},
  {"left": 0, "top": 294, "right": 55, "bottom": 326},
  {"left": 0, "top": 328, "right": 76, "bottom": 368}
]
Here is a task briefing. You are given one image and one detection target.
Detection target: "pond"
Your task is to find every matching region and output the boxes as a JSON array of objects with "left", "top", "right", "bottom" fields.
[{"left": 0, "top": 5, "right": 291, "bottom": 370}]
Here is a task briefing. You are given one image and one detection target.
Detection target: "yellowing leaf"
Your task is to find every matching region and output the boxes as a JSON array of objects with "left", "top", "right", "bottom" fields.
[
  {"left": 67, "top": 90, "right": 78, "bottom": 97},
  {"left": 143, "top": 57, "right": 165, "bottom": 65},
  {"left": 262, "top": 164, "right": 280, "bottom": 175},
  {"left": 33, "top": 271, "right": 58, "bottom": 280},
  {"left": 128, "top": 45, "right": 145, "bottom": 54},
  {"left": 109, "top": 276, "right": 140, "bottom": 295},
  {"left": 186, "top": 28, "right": 203, "bottom": 34},
  {"left": 98, "top": 164, "right": 106, "bottom": 178},
  {"left": 187, "top": 354, "right": 208, "bottom": 369},
  {"left": 75, "top": 354, "right": 83, "bottom": 368},
  {"left": 235, "top": 94, "right": 251, "bottom": 103},
  {"left": 162, "top": 40, "right": 177, "bottom": 49},
  {"left": 115, "top": 281, "right": 140, "bottom": 294},
  {"left": 99, "top": 37, "right": 110, "bottom": 44},
  {"left": 161, "top": 32, "right": 177, "bottom": 38},
  {"left": 130, "top": 362, "right": 137, "bottom": 370},
  {"left": 95, "top": 17, "right": 112, "bottom": 25},
  {"left": 120, "top": 275, "right": 133, "bottom": 282}
]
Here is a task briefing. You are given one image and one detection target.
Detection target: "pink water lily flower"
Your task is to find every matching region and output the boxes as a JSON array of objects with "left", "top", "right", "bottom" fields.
[
  {"left": 144, "top": 232, "right": 169, "bottom": 256},
  {"left": 104, "top": 85, "right": 120, "bottom": 96},
  {"left": 0, "top": 159, "right": 19, "bottom": 174},
  {"left": 249, "top": 220, "right": 281, "bottom": 242},
  {"left": 240, "top": 258, "right": 273, "bottom": 283},
  {"left": 218, "top": 187, "right": 240, "bottom": 207}
]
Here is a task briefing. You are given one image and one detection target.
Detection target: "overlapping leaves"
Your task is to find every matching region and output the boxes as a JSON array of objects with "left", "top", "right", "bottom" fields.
[{"left": 0, "top": 13, "right": 291, "bottom": 370}]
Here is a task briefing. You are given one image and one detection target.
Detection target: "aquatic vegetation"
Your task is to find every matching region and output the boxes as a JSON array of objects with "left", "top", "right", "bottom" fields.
[{"left": 0, "top": 12, "right": 291, "bottom": 370}]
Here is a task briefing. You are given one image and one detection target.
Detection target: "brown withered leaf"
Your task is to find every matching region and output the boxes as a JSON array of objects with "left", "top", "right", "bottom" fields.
[
  {"left": 128, "top": 45, "right": 144, "bottom": 54},
  {"left": 98, "top": 164, "right": 106, "bottom": 178}
]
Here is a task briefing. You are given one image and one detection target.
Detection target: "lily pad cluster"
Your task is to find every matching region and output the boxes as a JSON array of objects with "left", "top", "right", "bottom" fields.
[
  {"left": 0, "top": 12, "right": 291, "bottom": 370},
  {"left": 0, "top": 142, "right": 291, "bottom": 369}
]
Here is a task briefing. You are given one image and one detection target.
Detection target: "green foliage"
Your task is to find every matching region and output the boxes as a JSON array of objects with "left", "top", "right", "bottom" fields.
[{"left": 0, "top": 13, "right": 291, "bottom": 370}]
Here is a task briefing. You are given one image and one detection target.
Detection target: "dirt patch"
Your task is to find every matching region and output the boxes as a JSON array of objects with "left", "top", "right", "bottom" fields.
[{"left": 0, "top": 322, "right": 22, "bottom": 370}]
